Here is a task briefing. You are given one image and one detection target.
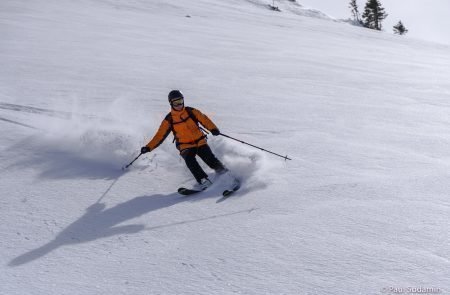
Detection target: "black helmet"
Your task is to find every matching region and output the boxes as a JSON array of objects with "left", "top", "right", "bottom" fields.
[{"left": 168, "top": 90, "right": 184, "bottom": 103}]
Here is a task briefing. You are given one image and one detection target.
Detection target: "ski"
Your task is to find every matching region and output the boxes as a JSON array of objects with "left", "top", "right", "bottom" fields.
[
  {"left": 177, "top": 187, "right": 203, "bottom": 196},
  {"left": 217, "top": 179, "right": 241, "bottom": 202},
  {"left": 178, "top": 174, "right": 240, "bottom": 199},
  {"left": 178, "top": 178, "right": 213, "bottom": 196}
]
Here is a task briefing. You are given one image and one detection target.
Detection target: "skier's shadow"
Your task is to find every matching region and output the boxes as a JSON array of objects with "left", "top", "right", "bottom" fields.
[{"left": 8, "top": 193, "right": 194, "bottom": 267}]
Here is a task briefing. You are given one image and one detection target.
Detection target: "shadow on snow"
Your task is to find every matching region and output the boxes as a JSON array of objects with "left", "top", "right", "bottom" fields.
[{"left": 9, "top": 190, "right": 255, "bottom": 267}]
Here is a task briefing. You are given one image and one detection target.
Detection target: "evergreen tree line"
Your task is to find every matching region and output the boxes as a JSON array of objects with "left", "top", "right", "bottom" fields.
[{"left": 349, "top": 0, "right": 408, "bottom": 35}]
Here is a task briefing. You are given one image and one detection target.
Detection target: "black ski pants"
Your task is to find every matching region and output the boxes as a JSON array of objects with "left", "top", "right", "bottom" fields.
[{"left": 180, "top": 144, "right": 226, "bottom": 183}]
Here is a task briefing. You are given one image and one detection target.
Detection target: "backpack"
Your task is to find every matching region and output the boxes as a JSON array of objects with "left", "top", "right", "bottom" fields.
[{"left": 165, "top": 107, "right": 208, "bottom": 146}]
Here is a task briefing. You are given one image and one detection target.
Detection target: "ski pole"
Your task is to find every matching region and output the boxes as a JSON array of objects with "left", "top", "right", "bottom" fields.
[
  {"left": 219, "top": 133, "right": 292, "bottom": 161},
  {"left": 122, "top": 152, "right": 143, "bottom": 170}
]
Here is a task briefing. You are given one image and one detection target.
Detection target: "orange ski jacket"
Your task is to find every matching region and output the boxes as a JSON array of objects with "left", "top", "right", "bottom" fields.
[{"left": 145, "top": 106, "right": 218, "bottom": 152}]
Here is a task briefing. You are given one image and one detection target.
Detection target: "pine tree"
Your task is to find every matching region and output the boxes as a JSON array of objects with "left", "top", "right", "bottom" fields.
[
  {"left": 393, "top": 20, "right": 408, "bottom": 35},
  {"left": 349, "top": 0, "right": 361, "bottom": 23},
  {"left": 362, "top": 0, "right": 388, "bottom": 30}
]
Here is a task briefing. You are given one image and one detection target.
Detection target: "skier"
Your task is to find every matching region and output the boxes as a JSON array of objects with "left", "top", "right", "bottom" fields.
[{"left": 140, "top": 90, "right": 227, "bottom": 190}]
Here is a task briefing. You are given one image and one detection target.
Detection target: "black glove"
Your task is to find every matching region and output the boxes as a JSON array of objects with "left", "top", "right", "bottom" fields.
[
  {"left": 141, "top": 146, "right": 151, "bottom": 154},
  {"left": 211, "top": 129, "right": 220, "bottom": 136}
]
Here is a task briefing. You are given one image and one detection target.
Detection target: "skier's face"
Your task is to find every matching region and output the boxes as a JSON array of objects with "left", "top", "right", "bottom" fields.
[{"left": 171, "top": 98, "right": 184, "bottom": 111}]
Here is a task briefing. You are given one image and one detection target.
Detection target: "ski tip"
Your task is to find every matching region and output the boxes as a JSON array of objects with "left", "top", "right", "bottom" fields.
[
  {"left": 216, "top": 196, "right": 228, "bottom": 203},
  {"left": 222, "top": 190, "right": 233, "bottom": 197},
  {"left": 178, "top": 187, "right": 202, "bottom": 195}
]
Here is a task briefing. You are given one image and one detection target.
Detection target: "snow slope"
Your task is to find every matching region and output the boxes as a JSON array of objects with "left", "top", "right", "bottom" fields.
[{"left": 1, "top": 0, "right": 450, "bottom": 294}]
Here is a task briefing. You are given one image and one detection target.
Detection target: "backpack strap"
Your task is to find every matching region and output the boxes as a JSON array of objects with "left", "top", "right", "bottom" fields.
[
  {"left": 185, "top": 106, "right": 209, "bottom": 135},
  {"left": 165, "top": 112, "right": 173, "bottom": 124},
  {"left": 185, "top": 107, "right": 198, "bottom": 125},
  {"left": 165, "top": 112, "right": 177, "bottom": 143}
]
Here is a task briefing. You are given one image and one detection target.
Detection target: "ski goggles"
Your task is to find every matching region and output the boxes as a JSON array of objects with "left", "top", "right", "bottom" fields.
[{"left": 171, "top": 97, "right": 184, "bottom": 106}]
